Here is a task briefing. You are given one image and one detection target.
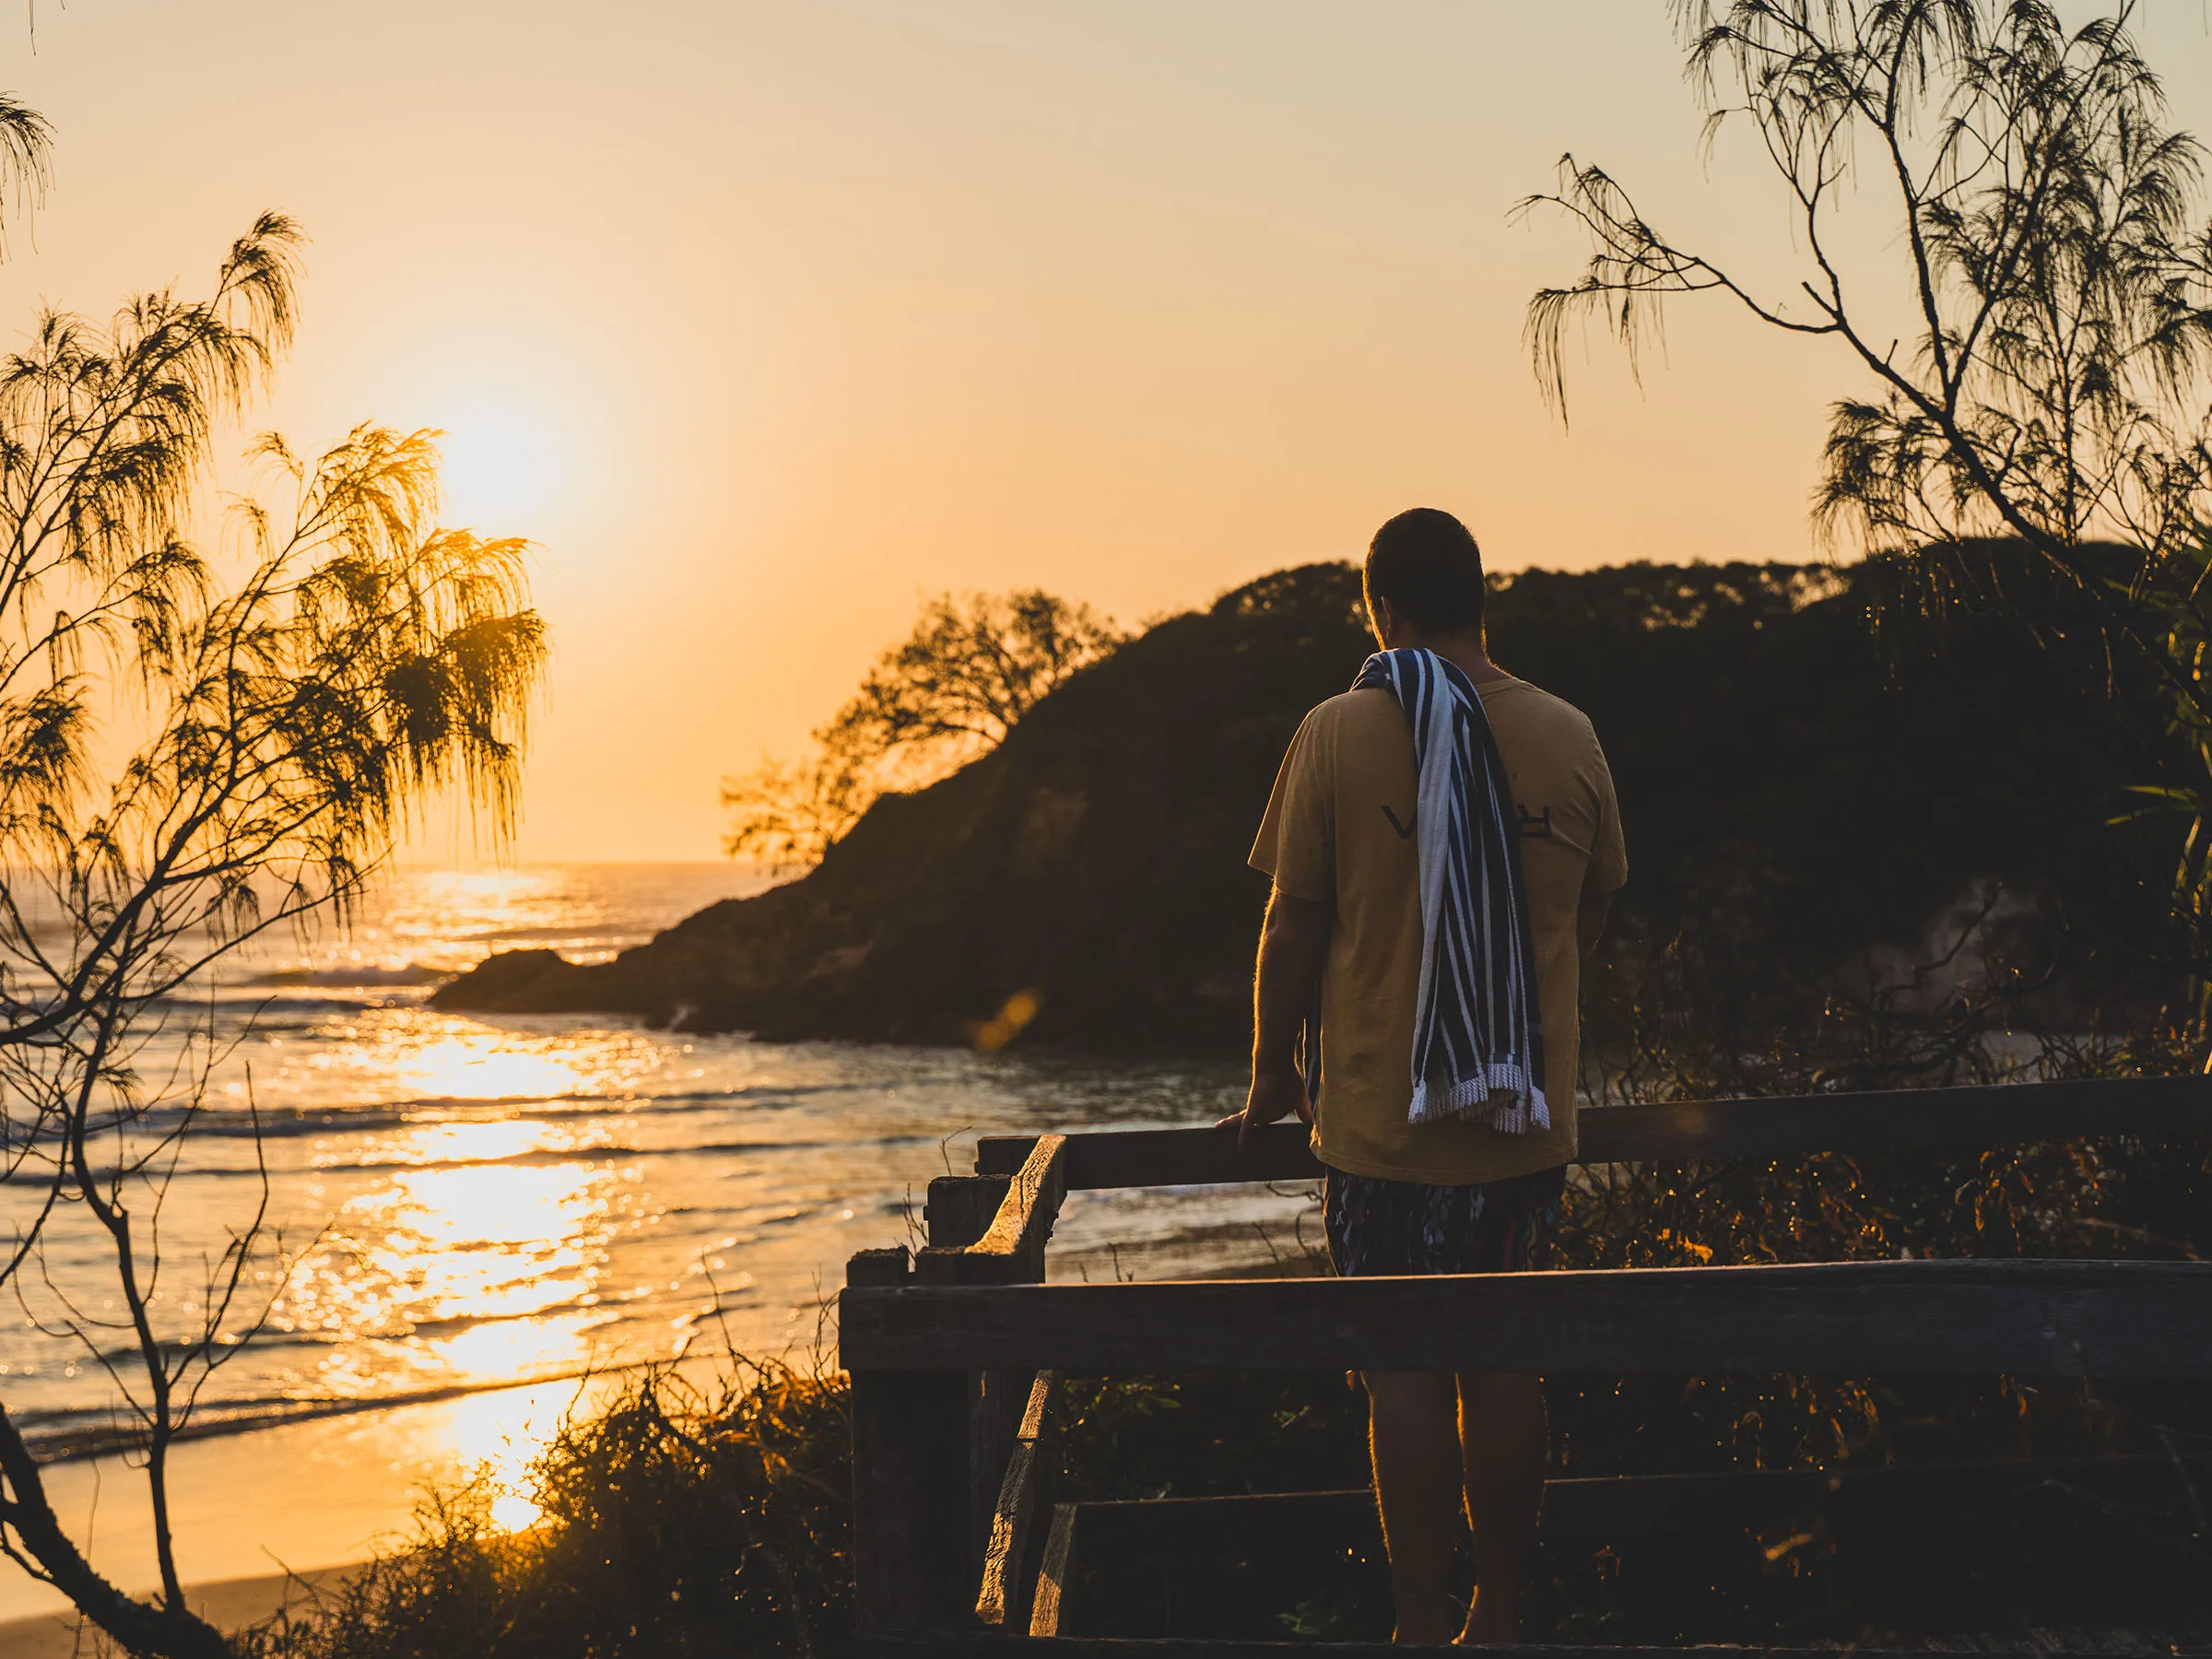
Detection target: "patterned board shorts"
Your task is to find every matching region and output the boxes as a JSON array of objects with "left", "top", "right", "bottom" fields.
[{"left": 1324, "top": 1162, "right": 1566, "bottom": 1277}]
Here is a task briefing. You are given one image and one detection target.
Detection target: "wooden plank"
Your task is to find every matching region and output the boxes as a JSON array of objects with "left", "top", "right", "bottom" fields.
[
  {"left": 973, "top": 1134, "right": 1067, "bottom": 1271},
  {"left": 970, "top": 1366, "right": 1029, "bottom": 1584},
  {"left": 842, "top": 1257, "right": 2212, "bottom": 1377},
  {"left": 926, "top": 1175, "right": 1010, "bottom": 1249},
  {"left": 919, "top": 1135, "right": 1067, "bottom": 1286},
  {"left": 971, "top": 1371, "right": 1060, "bottom": 1630},
  {"left": 908, "top": 1144, "right": 1067, "bottom": 1594},
  {"left": 1036, "top": 1452, "right": 2212, "bottom": 1554},
  {"left": 977, "top": 1438, "right": 1041, "bottom": 1624},
  {"left": 846, "top": 1246, "right": 912, "bottom": 1287},
  {"left": 976, "top": 1439, "right": 1041, "bottom": 1626},
  {"left": 1541, "top": 1452, "right": 2212, "bottom": 1535},
  {"left": 1066, "top": 1489, "right": 1371, "bottom": 1554},
  {"left": 1016, "top": 1368, "right": 1053, "bottom": 1441},
  {"left": 848, "top": 1368, "right": 972, "bottom": 1633},
  {"left": 978, "top": 1123, "right": 1323, "bottom": 1188},
  {"left": 1028, "top": 1502, "right": 1079, "bottom": 1639},
  {"left": 972, "top": 1076, "right": 2212, "bottom": 1191},
  {"left": 1581, "top": 1077, "right": 2212, "bottom": 1162},
  {"left": 861, "top": 1639, "right": 2183, "bottom": 1658}
]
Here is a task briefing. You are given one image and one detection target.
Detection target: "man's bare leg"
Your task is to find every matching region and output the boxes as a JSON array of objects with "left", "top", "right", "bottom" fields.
[
  {"left": 1366, "top": 1370, "right": 1464, "bottom": 1643},
  {"left": 1454, "top": 1371, "right": 1547, "bottom": 1645}
]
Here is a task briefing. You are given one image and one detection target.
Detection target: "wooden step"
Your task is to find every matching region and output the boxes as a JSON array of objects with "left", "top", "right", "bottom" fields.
[
  {"left": 856, "top": 1638, "right": 2183, "bottom": 1658},
  {"left": 1056, "top": 1453, "right": 2212, "bottom": 1549}
]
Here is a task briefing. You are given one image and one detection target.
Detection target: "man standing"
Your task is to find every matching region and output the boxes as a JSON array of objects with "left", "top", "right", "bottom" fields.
[{"left": 1224, "top": 508, "right": 1625, "bottom": 1645}]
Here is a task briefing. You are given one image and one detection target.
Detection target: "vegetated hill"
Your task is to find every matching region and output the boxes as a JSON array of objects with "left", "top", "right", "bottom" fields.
[{"left": 434, "top": 559, "right": 2184, "bottom": 1053}]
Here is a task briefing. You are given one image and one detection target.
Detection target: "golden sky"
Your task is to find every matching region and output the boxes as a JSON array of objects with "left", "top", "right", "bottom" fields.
[{"left": 4, "top": 3, "right": 2207, "bottom": 861}]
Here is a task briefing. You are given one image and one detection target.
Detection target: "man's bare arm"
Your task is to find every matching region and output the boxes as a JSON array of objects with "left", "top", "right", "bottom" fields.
[{"left": 1218, "top": 885, "right": 1332, "bottom": 1151}]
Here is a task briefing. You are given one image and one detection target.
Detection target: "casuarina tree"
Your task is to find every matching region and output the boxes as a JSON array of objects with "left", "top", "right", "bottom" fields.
[
  {"left": 1524, "top": 0, "right": 2212, "bottom": 1008},
  {"left": 0, "top": 144, "right": 546, "bottom": 1659}
]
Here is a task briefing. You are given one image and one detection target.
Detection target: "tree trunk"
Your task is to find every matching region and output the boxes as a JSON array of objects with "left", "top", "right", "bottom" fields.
[{"left": 0, "top": 1406, "right": 233, "bottom": 1659}]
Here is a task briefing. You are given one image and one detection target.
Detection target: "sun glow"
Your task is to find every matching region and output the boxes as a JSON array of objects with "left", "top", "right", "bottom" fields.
[{"left": 433, "top": 403, "right": 565, "bottom": 533}]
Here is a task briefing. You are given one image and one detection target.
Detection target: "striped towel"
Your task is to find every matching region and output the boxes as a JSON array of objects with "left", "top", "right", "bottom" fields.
[{"left": 1355, "top": 648, "right": 1548, "bottom": 1133}]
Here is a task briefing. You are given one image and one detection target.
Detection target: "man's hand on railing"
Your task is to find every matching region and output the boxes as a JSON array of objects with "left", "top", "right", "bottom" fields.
[{"left": 1217, "top": 1062, "right": 1312, "bottom": 1154}]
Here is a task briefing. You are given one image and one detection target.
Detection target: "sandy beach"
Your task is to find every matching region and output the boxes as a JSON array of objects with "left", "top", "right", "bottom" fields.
[
  {"left": 0, "top": 1568, "right": 355, "bottom": 1659},
  {"left": 0, "top": 1373, "right": 616, "bottom": 1633}
]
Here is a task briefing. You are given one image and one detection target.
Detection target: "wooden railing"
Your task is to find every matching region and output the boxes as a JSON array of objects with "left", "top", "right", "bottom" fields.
[
  {"left": 839, "top": 1077, "right": 2212, "bottom": 1652},
  {"left": 971, "top": 1075, "right": 2212, "bottom": 1185}
]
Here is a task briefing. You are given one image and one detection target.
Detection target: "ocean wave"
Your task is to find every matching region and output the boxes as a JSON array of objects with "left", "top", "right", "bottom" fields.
[
  {"left": 18, "top": 1365, "right": 618, "bottom": 1462},
  {"left": 188, "top": 994, "right": 404, "bottom": 1018},
  {"left": 468, "top": 923, "right": 648, "bottom": 944},
  {"left": 124, "top": 1081, "right": 892, "bottom": 1143},
  {"left": 237, "top": 965, "right": 452, "bottom": 989},
  {"left": 382, "top": 1081, "right": 877, "bottom": 1113},
  {"left": 167, "top": 1134, "right": 910, "bottom": 1178},
  {"left": 14, "top": 1298, "right": 830, "bottom": 1463}
]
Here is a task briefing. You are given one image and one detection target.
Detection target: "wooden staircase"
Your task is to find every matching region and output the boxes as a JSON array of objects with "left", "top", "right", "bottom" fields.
[{"left": 841, "top": 1079, "right": 2212, "bottom": 1655}]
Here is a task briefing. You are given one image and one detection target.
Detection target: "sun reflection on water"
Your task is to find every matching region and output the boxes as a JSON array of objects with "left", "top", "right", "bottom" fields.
[
  {"left": 360, "top": 1029, "right": 631, "bottom": 1106},
  {"left": 427, "top": 1310, "right": 607, "bottom": 1384},
  {"left": 282, "top": 1151, "right": 628, "bottom": 1396},
  {"left": 429, "top": 1376, "right": 604, "bottom": 1535}
]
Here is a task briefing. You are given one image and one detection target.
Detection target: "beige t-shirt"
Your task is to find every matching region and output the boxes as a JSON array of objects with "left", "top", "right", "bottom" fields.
[{"left": 1249, "top": 677, "right": 1627, "bottom": 1185}]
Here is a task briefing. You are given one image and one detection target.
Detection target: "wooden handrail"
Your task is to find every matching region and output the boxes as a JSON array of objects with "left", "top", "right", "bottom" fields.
[
  {"left": 974, "top": 1370, "right": 1057, "bottom": 1628},
  {"left": 918, "top": 1135, "right": 1067, "bottom": 1286},
  {"left": 841, "top": 1257, "right": 2212, "bottom": 1377},
  {"left": 850, "top": 1139, "right": 1069, "bottom": 1632},
  {"left": 849, "top": 1077, "right": 2212, "bottom": 1641},
  {"left": 972, "top": 1076, "right": 2212, "bottom": 1189}
]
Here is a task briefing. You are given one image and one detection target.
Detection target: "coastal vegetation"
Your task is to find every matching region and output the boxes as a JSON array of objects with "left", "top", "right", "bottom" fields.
[{"left": 1524, "top": 0, "right": 2212, "bottom": 983}]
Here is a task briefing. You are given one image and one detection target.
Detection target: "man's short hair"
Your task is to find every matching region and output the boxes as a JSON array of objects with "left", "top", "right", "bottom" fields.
[{"left": 1364, "top": 508, "right": 1486, "bottom": 636}]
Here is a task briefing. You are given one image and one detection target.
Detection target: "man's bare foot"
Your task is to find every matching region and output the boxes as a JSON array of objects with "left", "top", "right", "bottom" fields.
[{"left": 1454, "top": 1586, "right": 1519, "bottom": 1646}]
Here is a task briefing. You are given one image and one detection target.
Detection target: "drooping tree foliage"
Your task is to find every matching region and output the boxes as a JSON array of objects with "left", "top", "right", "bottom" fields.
[
  {"left": 1523, "top": 0, "right": 2212, "bottom": 998},
  {"left": 0, "top": 182, "right": 545, "bottom": 1659}
]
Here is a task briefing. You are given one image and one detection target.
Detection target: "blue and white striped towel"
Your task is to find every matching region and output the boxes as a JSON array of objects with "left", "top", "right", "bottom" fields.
[{"left": 1355, "top": 648, "right": 1548, "bottom": 1132}]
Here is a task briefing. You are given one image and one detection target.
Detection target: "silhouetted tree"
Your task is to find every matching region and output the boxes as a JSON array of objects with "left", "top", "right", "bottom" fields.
[
  {"left": 724, "top": 589, "right": 1122, "bottom": 865},
  {"left": 1524, "top": 0, "right": 2212, "bottom": 1000},
  {"left": 0, "top": 206, "right": 547, "bottom": 1656}
]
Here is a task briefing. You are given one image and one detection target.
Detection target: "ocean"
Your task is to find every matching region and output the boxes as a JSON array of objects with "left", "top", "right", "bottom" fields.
[{"left": 0, "top": 863, "right": 1316, "bottom": 1618}]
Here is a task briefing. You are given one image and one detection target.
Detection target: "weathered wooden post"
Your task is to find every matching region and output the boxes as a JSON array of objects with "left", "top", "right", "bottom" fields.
[
  {"left": 845, "top": 1136, "right": 1068, "bottom": 1634},
  {"left": 844, "top": 1245, "right": 971, "bottom": 1634},
  {"left": 918, "top": 1139, "right": 1067, "bottom": 1582}
]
